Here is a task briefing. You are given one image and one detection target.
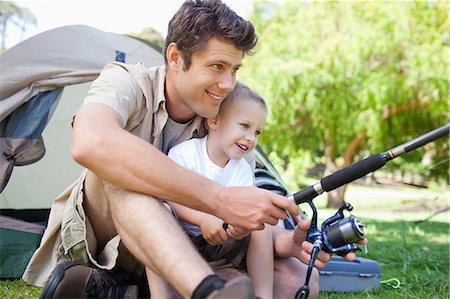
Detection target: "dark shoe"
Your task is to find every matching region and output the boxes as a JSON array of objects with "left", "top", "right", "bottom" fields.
[
  {"left": 40, "top": 261, "right": 139, "bottom": 298},
  {"left": 206, "top": 275, "right": 255, "bottom": 299}
]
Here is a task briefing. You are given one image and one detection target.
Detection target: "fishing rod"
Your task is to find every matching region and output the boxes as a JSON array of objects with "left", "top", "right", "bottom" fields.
[
  {"left": 289, "top": 123, "right": 449, "bottom": 205},
  {"left": 287, "top": 123, "right": 449, "bottom": 299}
]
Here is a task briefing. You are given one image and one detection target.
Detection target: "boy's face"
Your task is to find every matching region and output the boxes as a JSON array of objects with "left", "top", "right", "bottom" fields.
[
  {"left": 213, "top": 100, "right": 267, "bottom": 163},
  {"left": 168, "top": 37, "right": 243, "bottom": 120}
]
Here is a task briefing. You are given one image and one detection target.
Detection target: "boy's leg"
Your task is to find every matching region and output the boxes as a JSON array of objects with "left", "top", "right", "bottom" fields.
[
  {"left": 246, "top": 225, "right": 274, "bottom": 299},
  {"left": 146, "top": 267, "right": 170, "bottom": 299}
]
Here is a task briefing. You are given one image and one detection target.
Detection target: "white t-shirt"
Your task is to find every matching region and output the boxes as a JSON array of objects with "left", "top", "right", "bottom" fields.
[{"left": 168, "top": 135, "right": 254, "bottom": 236}]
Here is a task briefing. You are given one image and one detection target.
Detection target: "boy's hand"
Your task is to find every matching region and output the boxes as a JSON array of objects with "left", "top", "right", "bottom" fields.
[
  {"left": 199, "top": 215, "right": 228, "bottom": 245},
  {"left": 226, "top": 224, "right": 250, "bottom": 240}
]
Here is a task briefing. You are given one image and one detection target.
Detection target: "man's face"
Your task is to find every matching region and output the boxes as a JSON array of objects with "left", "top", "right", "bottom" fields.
[{"left": 169, "top": 37, "right": 244, "bottom": 120}]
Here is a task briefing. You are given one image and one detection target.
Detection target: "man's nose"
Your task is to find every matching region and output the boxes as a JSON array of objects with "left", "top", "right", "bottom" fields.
[{"left": 217, "top": 73, "right": 235, "bottom": 92}]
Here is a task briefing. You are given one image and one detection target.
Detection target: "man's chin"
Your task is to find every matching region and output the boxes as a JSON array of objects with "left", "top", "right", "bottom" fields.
[{"left": 199, "top": 108, "right": 220, "bottom": 118}]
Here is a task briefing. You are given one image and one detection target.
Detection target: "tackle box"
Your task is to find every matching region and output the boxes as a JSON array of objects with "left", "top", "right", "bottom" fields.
[{"left": 318, "top": 256, "right": 382, "bottom": 292}]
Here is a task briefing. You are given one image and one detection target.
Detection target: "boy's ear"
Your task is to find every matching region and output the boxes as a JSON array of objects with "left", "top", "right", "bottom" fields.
[
  {"left": 166, "top": 42, "right": 182, "bottom": 71},
  {"left": 207, "top": 117, "right": 219, "bottom": 130}
]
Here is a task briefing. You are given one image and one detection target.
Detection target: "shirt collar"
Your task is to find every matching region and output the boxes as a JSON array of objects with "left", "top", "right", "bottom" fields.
[{"left": 152, "top": 65, "right": 167, "bottom": 113}]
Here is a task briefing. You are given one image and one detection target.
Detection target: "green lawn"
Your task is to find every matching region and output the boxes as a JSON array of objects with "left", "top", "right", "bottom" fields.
[
  {"left": 311, "top": 182, "right": 449, "bottom": 299},
  {"left": 0, "top": 183, "right": 448, "bottom": 298}
]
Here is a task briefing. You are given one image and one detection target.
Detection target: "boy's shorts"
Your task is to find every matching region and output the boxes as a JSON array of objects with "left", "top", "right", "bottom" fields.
[
  {"left": 190, "top": 233, "right": 250, "bottom": 271},
  {"left": 161, "top": 200, "right": 251, "bottom": 271}
]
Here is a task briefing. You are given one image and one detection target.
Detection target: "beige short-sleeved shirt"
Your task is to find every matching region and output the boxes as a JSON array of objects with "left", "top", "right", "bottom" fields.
[{"left": 83, "top": 62, "right": 206, "bottom": 148}]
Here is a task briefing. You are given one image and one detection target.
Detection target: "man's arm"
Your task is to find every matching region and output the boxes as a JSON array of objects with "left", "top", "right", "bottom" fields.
[{"left": 71, "top": 103, "right": 300, "bottom": 230}]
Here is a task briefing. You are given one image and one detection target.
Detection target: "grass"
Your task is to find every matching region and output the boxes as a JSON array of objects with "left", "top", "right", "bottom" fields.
[
  {"left": 309, "top": 182, "right": 449, "bottom": 299},
  {"left": 0, "top": 182, "right": 448, "bottom": 298},
  {"left": 0, "top": 279, "right": 40, "bottom": 298}
]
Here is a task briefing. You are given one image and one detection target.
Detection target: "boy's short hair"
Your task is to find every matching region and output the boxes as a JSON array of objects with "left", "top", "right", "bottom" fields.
[
  {"left": 164, "top": 0, "right": 258, "bottom": 70},
  {"left": 220, "top": 81, "right": 267, "bottom": 115}
]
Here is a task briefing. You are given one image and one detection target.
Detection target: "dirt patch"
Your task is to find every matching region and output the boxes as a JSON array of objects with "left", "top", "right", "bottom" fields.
[{"left": 394, "top": 203, "right": 449, "bottom": 213}]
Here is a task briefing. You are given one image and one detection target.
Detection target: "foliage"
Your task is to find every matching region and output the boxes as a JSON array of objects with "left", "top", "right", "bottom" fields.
[
  {"left": 239, "top": 1, "right": 449, "bottom": 199},
  {"left": 0, "top": 1, "right": 37, "bottom": 50},
  {"left": 127, "top": 27, "right": 164, "bottom": 52}
]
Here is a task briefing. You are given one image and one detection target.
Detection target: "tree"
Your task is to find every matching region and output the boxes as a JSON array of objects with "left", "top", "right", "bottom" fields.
[
  {"left": 0, "top": 1, "right": 37, "bottom": 50},
  {"left": 127, "top": 27, "right": 164, "bottom": 52},
  {"left": 240, "top": 1, "right": 448, "bottom": 208}
]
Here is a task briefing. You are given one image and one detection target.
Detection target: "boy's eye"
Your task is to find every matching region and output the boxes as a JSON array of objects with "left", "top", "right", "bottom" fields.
[
  {"left": 240, "top": 123, "right": 249, "bottom": 129},
  {"left": 255, "top": 131, "right": 261, "bottom": 136}
]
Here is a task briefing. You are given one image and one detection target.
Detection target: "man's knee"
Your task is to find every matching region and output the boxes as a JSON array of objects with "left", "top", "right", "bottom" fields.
[
  {"left": 274, "top": 258, "right": 320, "bottom": 299},
  {"left": 308, "top": 267, "right": 320, "bottom": 298}
]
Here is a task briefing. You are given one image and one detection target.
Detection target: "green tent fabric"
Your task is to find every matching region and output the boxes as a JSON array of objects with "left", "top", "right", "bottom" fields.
[{"left": 0, "top": 216, "right": 45, "bottom": 278}]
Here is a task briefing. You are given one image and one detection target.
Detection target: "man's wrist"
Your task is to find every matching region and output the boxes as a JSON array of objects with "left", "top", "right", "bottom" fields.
[{"left": 209, "top": 183, "right": 227, "bottom": 219}]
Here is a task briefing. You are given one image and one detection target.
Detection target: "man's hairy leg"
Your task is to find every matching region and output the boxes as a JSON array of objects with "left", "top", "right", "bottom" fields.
[{"left": 84, "top": 172, "right": 214, "bottom": 298}]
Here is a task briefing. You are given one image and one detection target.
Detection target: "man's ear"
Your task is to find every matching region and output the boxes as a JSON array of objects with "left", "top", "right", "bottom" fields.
[
  {"left": 166, "top": 42, "right": 182, "bottom": 71},
  {"left": 207, "top": 117, "right": 219, "bottom": 130}
]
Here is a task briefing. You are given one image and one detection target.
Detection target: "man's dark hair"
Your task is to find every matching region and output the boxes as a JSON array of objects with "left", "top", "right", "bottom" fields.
[{"left": 164, "top": 0, "right": 258, "bottom": 70}]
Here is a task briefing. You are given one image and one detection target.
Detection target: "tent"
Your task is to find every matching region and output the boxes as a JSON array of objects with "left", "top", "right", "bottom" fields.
[{"left": 0, "top": 24, "right": 163, "bottom": 278}]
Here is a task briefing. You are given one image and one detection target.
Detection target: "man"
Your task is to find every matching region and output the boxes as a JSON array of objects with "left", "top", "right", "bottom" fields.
[{"left": 24, "top": 1, "right": 360, "bottom": 298}]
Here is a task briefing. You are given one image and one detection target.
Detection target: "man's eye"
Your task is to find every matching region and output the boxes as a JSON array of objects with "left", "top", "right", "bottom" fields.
[
  {"left": 232, "top": 67, "right": 240, "bottom": 74},
  {"left": 213, "top": 64, "right": 222, "bottom": 70}
]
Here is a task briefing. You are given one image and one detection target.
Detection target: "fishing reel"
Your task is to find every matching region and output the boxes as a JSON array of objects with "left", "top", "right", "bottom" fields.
[{"left": 295, "top": 200, "right": 365, "bottom": 299}]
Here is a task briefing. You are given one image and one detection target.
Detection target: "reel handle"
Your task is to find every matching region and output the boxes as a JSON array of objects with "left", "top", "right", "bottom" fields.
[{"left": 295, "top": 240, "right": 322, "bottom": 299}]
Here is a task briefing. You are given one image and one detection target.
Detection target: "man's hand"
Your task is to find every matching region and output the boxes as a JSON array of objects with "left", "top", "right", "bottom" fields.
[
  {"left": 273, "top": 219, "right": 368, "bottom": 268},
  {"left": 218, "top": 186, "right": 300, "bottom": 231}
]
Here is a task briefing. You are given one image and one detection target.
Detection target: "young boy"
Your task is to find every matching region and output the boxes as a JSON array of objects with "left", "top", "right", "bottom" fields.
[{"left": 149, "top": 82, "right": 274, "bottom": 299}]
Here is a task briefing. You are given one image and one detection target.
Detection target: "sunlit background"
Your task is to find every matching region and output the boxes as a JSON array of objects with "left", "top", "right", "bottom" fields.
[{"left": 3, "top": 0, "right": 254, "bottom": 48}]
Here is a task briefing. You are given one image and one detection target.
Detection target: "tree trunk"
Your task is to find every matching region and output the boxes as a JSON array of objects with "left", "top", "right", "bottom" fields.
[
  {"left": 324, "top": 131, "right": 367, "bottom": 209},
  {"left": 323, "top": 133, "right": 346, "bottom": 208},
  {"left": 324, "top": 157, "right": 347, "bottom": 209},
  {"left": 327, "top": 185, "right": 348, "bottom": 209}
]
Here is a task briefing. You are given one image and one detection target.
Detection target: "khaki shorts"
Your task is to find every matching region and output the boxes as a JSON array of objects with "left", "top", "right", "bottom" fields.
[{"left": 60, "top": 171, "right": 143, "bottom": 277}]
